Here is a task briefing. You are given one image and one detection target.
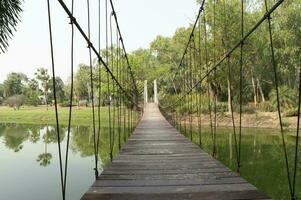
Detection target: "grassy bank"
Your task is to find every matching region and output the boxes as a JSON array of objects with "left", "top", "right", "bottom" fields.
[{"left": 0, "top": 106, "right": 111, "bottom": 126}]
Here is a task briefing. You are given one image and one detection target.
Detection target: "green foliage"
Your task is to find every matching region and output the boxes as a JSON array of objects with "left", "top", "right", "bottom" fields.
[
  {"left": 0, "top": 0, "right": 23, "bottom": 52},
  {"left": 269, "top": 85, "right": 297, "bottom": 111},
  {"left": 258, "top": 101, "right": 276, "bottom": 112},
  {"left": 3, "top": 72, "right": 27, "bottom": 97},
  {"left": 35, "top": 68, "right": 51, "bottom": 106}
]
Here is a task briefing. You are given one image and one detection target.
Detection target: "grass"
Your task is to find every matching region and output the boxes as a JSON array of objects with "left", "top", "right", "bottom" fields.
[{"left": 0, "top": 106, "right": 113, "bottom": 126}]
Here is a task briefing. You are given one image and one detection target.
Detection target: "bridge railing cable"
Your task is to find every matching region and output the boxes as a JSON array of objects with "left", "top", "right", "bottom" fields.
[
  {"left": 47, "top": 1, "right": 142, "bottom": 200},
  {"left": 159, "top": 0, "right": 299, "bottom": 199}
]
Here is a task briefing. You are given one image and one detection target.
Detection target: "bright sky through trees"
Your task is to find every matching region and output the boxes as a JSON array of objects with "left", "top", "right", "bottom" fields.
[{"left": 0, "top": 0, "right": 198, "bottom": 82}]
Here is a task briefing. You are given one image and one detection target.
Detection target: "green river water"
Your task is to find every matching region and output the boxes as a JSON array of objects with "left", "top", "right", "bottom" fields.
[{"left": 0, "top": 123, "right": 300, "bottom": 199}]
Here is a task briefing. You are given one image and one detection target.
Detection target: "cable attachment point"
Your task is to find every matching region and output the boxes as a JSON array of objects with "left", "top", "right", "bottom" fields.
[
  {"left": 264, "top": 12, "right": 272, "bottom": 20},
  {"left": 94, "top": 168, "right": 99, "bottom": 177},
  {"left": 68, "top": 16, "right": 76, "bottom": 25},
  {"left": 87, "top": 41, "right": 92, "bottom": 48}
]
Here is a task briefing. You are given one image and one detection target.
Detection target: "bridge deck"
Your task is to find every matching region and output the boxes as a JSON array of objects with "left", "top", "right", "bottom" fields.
[{"left": 81, "top": 103, "right": 269, "bottom": 200}]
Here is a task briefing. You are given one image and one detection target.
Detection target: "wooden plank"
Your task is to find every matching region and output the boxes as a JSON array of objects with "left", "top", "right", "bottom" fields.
[{"left": 81, "top": 103, "right": 270, "bottom": 200}]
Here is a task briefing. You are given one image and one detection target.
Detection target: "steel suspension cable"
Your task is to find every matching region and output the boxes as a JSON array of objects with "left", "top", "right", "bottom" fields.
[
  {"left": 109, "top": 11, "right": 116, "bottom": 160},
  {"left": 163, "top": 0, "right": 284, "bottom": 110},
  {"left": 264, "top": 0, "right": 294, "bottom": 197},
  {"left": 198, "top": 17, "right": 202, "bottom": 147},
  {"left": 86, "top": 0, "right": 98, "bottom": 179},
  {"left": 203, "top": 9, "right": 214, "bottom": 155},
  {"left": 56, "top": 0, "right": 137, "bottom": 107},
  {"left": 46, "top": 1, "right": 64, "bottom": 199},
  {"left": 116, "top": 30, "right": 121, "bottom": 150},
  {"left": 105, "top": 0, "right": 113, "bottom": 162},
  {"left": 189, "top": 40, "right": 193, "bottom": 141},
  {"left": 63, "top": 0, "right": 75, "bottom": 194},
  {"left": 96, "top": 0, "right": 101, "bottom": 176},
  {"left": 212, "top": 0, "right": 217, "bottom": 157},
  {"left": 237, "top": 0, "right": 244, "bottom": 174},
  {"left": 227, "top": 55, "right": 239, "bottom": 172}
]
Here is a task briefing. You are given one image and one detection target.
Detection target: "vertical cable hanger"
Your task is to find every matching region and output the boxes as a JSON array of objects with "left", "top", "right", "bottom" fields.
[
  {"left": 203, "top": 8, "right": 214, "bottom": 156},
  {"left": 109, "top": 10, "right": 116, "bottom": 160},
  {"left": 122, "top": 55, "right": 127, "bottom": 142},
  {"left": 222, "top": 0, "right": 239, "bottom": 173},
  {"left": 116, "top": 29, "right": 121, "bottom": 150},
  {"left": 264, "top": 0, "right": 294, "bottom": 198},
  {"left": 105, "top": 0, "right": 113, "bottom": 162},
  {"left": 96, "top": 0, "right": 102, "bottom": 176},
  {"left": 198, "top": 16, "right": 202, "bottom": 147},
  {"left": 184, "top": 57, "right": 187, "bottom": 136},
  {"left": 212, "top": 0, "right": 217, "bottom": 157},
  {"left": 189, "top": 39, "right": 193, "bottom": 141},
  {"left": 179, "top": 64, "right": 183, "bottom": 133},
  {"left": 237, "top": 0, "right": 244, "bottom": 173},
  {"left": 46, "top": 1, "right": 64, "bottom": 199},
  {"left": 87, "top": 0, "right": 98, "bottom": 179},
  {"left": 63, "top": 0, "right": 75, "bottom": 193}
]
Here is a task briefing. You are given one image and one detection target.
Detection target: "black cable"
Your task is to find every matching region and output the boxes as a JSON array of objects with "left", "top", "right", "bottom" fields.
[
  {"left": 227, "top": 55, "right": 239, "bottom": 172},
  {"left": 198, "top": 17, "right": 202, "bottom": 147},
  {"left": 63, "top": 0, "right": 74, "bottom": 194},
  {"left": 189, "top": 40, "right": 193, "bottom": 141},
  {"left": 264, "top": 0, "right": 293, "bottom": 197},
  {"left": 86, "top": 0, "right": 98, "bottom": 179},
  {"left": 163, "top": 0, "right": 284, "bottom": 110},
  {"left": 213, "top": 0, "right": 217, "bottom": 157},
  {"left": 109, "top": 11, "right": 116, "bottom": 158},
  {"left": 203, "top": 9, "right": 214, "bottom": 156},
  {"left": 116, "top": 31, "right": 121, "bottom": 150},
  {"left": 56, "top": 0, "right": 138, "bottom": 107},
  {"left": 105, "top": 0, "right": 113, "bottom": 162},
  {"left": 96, "top": 0, "right": 101, "bottom": 175},
  {"left": 46, "top": 1, "right": 64, "bottom": 199}
]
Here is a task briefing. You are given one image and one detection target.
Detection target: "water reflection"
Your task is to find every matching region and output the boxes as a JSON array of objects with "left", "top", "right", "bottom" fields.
[
  {"left": 0, "top": 123, "right": 130, "bottom": 200},
  {"left": 190, "top": 127, "right": 301, "bottom": 200},
  {"left": 0, "top": 123, "right": 299, "bottom": 200}
]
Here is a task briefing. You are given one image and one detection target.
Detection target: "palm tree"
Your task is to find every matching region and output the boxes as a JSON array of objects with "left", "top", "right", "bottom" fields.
[{"left": 0, "top": 0, "right": 23, "bottom": 53}]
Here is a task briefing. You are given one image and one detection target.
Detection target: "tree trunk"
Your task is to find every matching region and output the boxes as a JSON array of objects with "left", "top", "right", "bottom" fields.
[
  {"left": 251, "top": 77, "right": 257, "bottom": 106},
  {"left": 257, "top": 78, "right": 265, "bottom": 102},
  {"left": 171, "top": 79, "right": 177, "bottom": 94},
  {"left": 227, "top": 78, "right": 232, "bottom": 113},
  {"left": 44, "top": 93, "right": 48, "bottom": 110}
]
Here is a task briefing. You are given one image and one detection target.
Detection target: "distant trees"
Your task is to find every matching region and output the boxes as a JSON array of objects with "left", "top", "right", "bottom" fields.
[
  {"left": 3, "top": 72, "right": 27, "bottom": 97},
  {"left": 0, "top": 64, "right": 104, "bottom": 109}
]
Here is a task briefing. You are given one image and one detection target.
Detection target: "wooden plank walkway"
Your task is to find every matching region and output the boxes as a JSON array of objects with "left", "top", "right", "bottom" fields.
[{"left": 81, "top": 103, "right": 269, "bottom": 200}]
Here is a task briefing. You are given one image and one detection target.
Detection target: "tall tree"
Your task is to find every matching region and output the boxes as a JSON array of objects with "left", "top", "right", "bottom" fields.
[
  {"left": 3, "top": 72, "right": 27, "bottom": 97},
  {"left": 35, "top": 68, "right": 51, "bottom": 109}
]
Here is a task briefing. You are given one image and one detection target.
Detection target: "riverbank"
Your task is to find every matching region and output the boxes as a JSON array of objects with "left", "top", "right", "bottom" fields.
[
  {"left": 0, "top": 106, "right": 110, "bottom": 126},
  {"left": 179, "top": 112, "right": 300, "bottom": 130}
]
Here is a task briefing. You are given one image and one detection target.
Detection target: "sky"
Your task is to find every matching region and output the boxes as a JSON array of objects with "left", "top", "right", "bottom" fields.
[{"left": 0, "top": 0, "right": 199, "bottom": 83}]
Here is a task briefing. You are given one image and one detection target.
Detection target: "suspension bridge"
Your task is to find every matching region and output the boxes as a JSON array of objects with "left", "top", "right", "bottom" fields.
[
  {"left": 81, "top": 103, "right": 268, "bottom": 199},
  {"left": 44, "top": 0, "right": 300, "bottom": 199}
]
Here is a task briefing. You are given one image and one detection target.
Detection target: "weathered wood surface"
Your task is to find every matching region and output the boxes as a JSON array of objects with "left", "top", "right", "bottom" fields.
[{"left": 81, "top": 103, "right": 270, "bottom": 200}]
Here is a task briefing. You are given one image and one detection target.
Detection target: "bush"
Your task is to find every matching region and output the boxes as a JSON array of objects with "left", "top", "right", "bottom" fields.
[
  {"left": 269, "top": 85, "right": 297, "bottom": 110},
  {"left": 59, "top": 101, "right": 71, "bottom": 107},
  {"left": 5, "top": 95, "right": 25, "bottom": 110},
  {"left": 283, "top": 108, "right": 298, "bottom": 117},
  {"left": 258, "top": 101, "right": 276, "bottom": 112},
  {"left": 26, "top": 93, "right": 41, "bottom": 106}
]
